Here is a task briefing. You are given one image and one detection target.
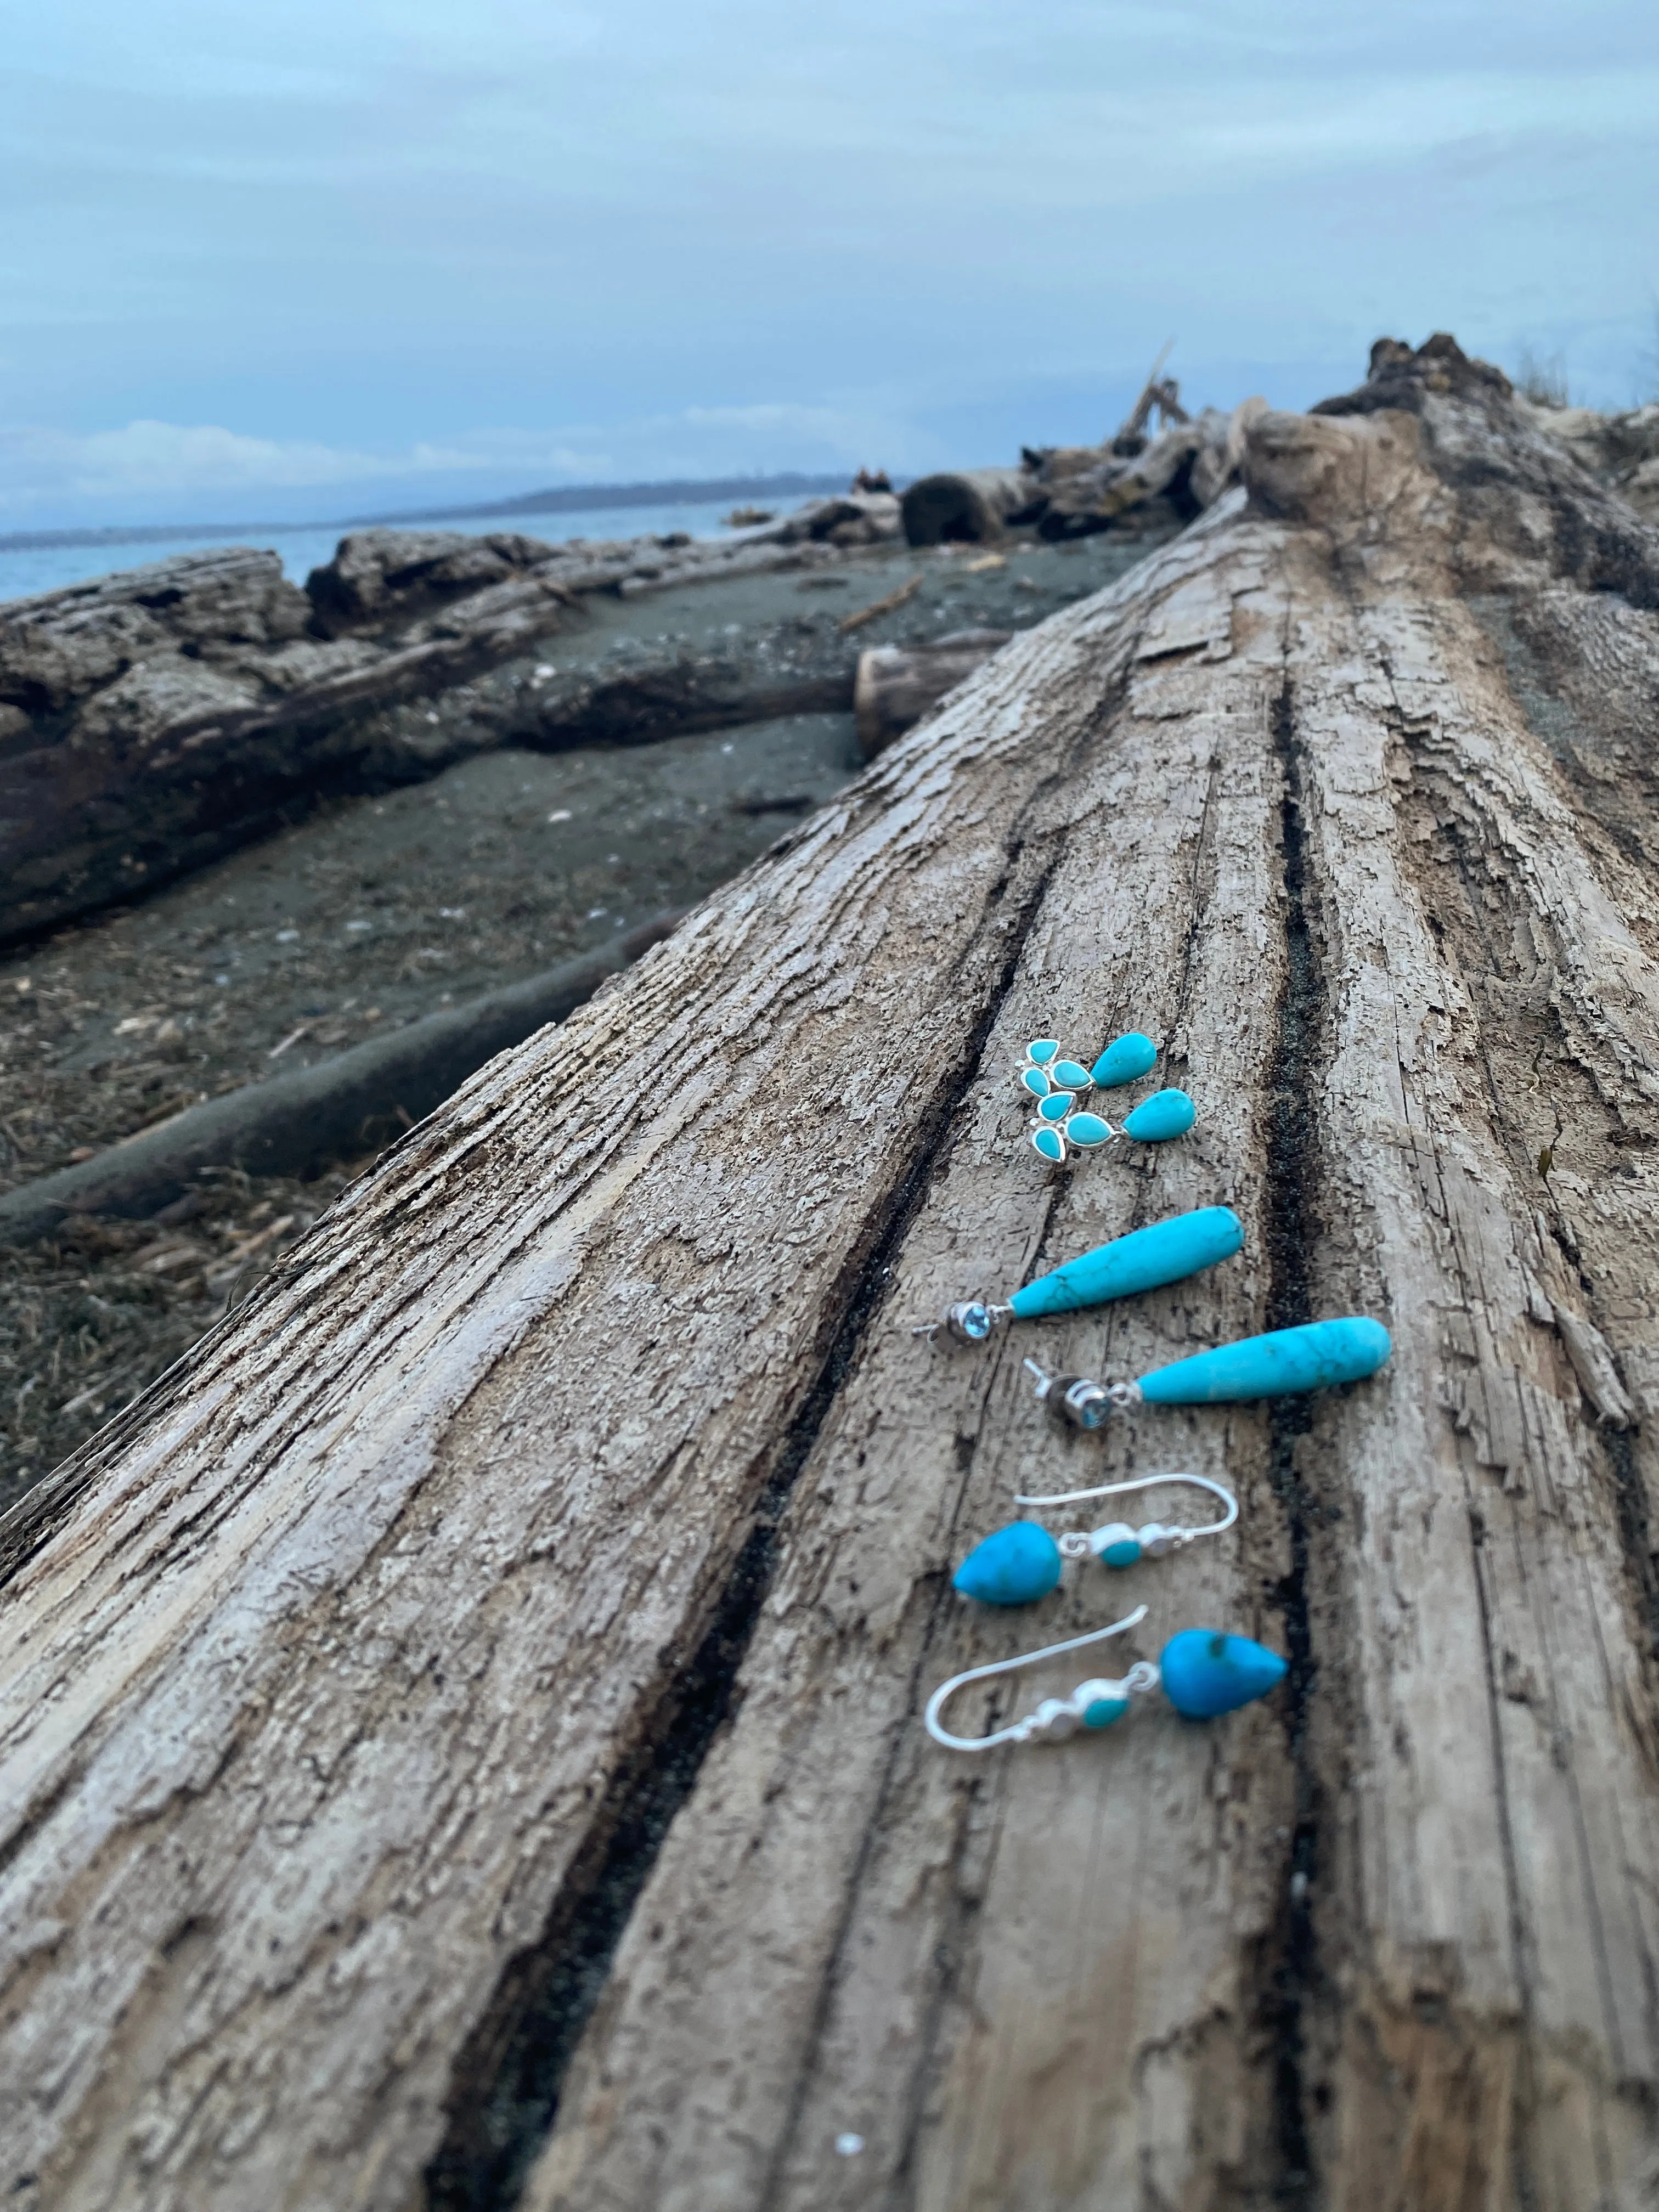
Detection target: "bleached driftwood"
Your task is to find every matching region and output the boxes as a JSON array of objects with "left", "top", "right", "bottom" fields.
[
  {"left": 853, "top": 628, "right": 1012, "bottom": 757},
  {"left": 4, "top": 335, "right": 1659, "bottom": 2210}
]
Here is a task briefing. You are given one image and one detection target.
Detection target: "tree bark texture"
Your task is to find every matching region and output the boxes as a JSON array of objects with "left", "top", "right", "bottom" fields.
[{"left": 4, "top": 337, "right": 1659, "bottom": 2210}]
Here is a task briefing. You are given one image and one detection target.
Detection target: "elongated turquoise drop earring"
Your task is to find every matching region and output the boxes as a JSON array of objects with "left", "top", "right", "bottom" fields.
[
  {"left": 1018, "top": 1030, "right": 1159, "bottom": 1102},
  {"left": 924, "top": 1604, "right": 1287, "bottom": 1750},
  {"left": 1023, "top": 1314, "right": 1392, "bottom": 1427},
  {"left": 1031, "top": 1086, "right": 1197, "bottom": 1165},
  {"left": 952, "top": 1471, "right": 1238, "bottom": 1606},
  {"left": 914, "top": 1204, "right": 1244, "bottom": 1345}
]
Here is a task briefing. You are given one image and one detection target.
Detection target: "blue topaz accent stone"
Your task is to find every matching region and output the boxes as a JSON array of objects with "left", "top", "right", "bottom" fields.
[
  {"left": 1007, "top": 1206, "right": 1244, "bottom": 1319},
  {"left": 1138, "top": 1317, "right": 1392, "bottom": 1404},
  {"left": 1028, "top": 1039, "right": 1061, "bottom": 1065},
  {"left": 1064, "top": 1111, "right": 1113, "bottom": 1148},
  {"left": 953, "top": 1521, "right": 1063, "bottom": 1606},
  {"left": 1091, "top": 1031, "right": 1158, "bottom": 1088},
  {"left": 1051, "top": 1059, "right": 1092, "bottom": 1090},
  {"left": 1122, "top": 1088, "right": 1196, "bottom": 1143},
  {"left": 1031, "top": 1125, "right": 1066, "bottom": 1163},
  {"left": 1020, "top": 1066, "right": 1053, "bottom": 1097},
  {"left": 1036, "top": 1091, "right": 1075, "bottom": 1122},
  {"left": 1159, "top": 1628, "right": 1287, "bottom": 1717}
]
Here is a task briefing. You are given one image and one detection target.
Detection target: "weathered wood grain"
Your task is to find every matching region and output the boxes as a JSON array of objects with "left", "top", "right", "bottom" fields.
[{"left": 4, "top": 337, "right": 1658, "bottom": 2210}]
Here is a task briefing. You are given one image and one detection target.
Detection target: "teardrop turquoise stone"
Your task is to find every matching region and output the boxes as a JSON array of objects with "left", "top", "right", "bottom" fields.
[
  {"left": 1160, "top": 1628, "right": 1286, "bottom": 1717},
  {"left": 1137, "top": 1317, "right": 1392, "bottom": 1404},
  {"left": 1028, "top": 1040, "right": 1060, "bottom": 1065},
  {"left": 1007, "top": 1206, "right": 1244, "bottom": 1319},
  {"left": 1091, "top": 1031, "right": 1158, "bottom": 1088},
  {"left": 1065, "top": 1112, "right": 1113, "bottom": 1148},
  {"left": 1051, "top": 1060, "right": 1092, "bottom": 1090},
  {"left": 953, "top": 1521, "right": 1063, "bottom": 1606},
  {"left": 1122, "top": 1088, "right": 1195, "bottom": 1143},
  {"left": 1031, "top": 1125, "right": 1065, "bottom": 1163},
  {"left": 1036, "top": 1091, "right": 1075, "bottom": 1122},
  {"left": 1020, "top": 1066, "right": 1052, "bottom": 1096},
  {"left": 1101, "top": 1537, "right": 1141, "bottom": 1568}
]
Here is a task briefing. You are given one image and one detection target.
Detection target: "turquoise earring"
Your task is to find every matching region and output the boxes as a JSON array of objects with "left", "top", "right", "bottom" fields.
[
  {"left": 1030, "top": 1086, "right": 1197, "bottom": 1165},
  {"left": 1018, "top": 1030, "right": 1159, "bottom": 1103},
  {"left": 952, "top": 1471, "right": 1238, "bottom": 1607},
  {"left": 925, "top": 1604, "right": 1287, "bottom": 1749},
  {"left": 1023, "top": 1315, "right": 1392, "bottom": 1429},
  {"left": 914, "top": 1205, "right": 1244, "bottom": 1345}
]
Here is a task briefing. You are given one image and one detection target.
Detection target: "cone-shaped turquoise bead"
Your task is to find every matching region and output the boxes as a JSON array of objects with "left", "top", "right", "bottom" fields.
[
  {"left": 1138, "top": 1317, "right": 1391, "bottom": 1404},
  {"left": 1031, "top": 1125, "right": 1066, "bottom": 1163},
  {"left": 1007, "top": 1206, "right": 1244, "bottom": 1319},
  {"left": 1091, "top": 1031, "right": 1158, "bottom": 1088},
  {"left": 953, "top": 1521, "right": 1063, "bottom": 1605},
  {"left": 1122, "top": 1088, "right": 1195, "bottom": 1143},
  {"left": 1160, "top": 1628, "right": 1287, "bottom": 1717}
]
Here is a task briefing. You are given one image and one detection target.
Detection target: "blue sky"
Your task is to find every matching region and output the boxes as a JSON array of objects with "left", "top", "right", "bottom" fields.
[{"left": 4, "top": 0, "right": 1657, "bottom": 529}]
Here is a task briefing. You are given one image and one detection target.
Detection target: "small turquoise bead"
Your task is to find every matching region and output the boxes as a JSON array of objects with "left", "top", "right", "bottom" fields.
[
  {"left": 1020, "top": 1066, "right": 1052, "bottom": 1097},
  {"left": 1122, "top": 1088, "right": 1195, "bottom": 1143},
  {"left": 1159, "top": 1628, "right": 1287, "bottom": 1717},
  {"left": 1008, "top": 1206, "right": 1244, "bottom": 1319},
  {"left": 1036, "top": 1091, "right": 1075, "bottom": 1122},
  {"left": 1138, "top": 1317, "right": 1392, "bottom": 1404},
  {"left": 1091, "top": 1031, "right": 1158, "bottom": 1088},
  {"left": 1028, "top": 1039, "right": 1060, "bottom": 1065},
  {"left": 1051, "top": 1059, "right": 1092, "bottom": 1090},
  {"left": 953, "top": 1521, "right": 1063, "bottom": 1606},
  {"left": 1083, "top": 1695, "right": 1130, "bottom": 1729},
  {"left": 1101, "top": 1537, "right": 1141, "bottom": 1568},
  {"left": 1064, "top": 1112, "right": 1113, "bottom": 1148},
  {"left": 1031, "top": 1125, "right": 1066, "bottom": 1163}
]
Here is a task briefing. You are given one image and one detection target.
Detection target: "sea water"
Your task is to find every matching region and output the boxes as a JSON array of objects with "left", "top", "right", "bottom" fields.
[{"left": 0, "top": 499, "right": 766, "bottom": 605}]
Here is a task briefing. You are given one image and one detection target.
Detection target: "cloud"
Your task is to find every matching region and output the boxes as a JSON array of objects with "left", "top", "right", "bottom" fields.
[
  {"left": 0, "top": 420, "right": 607, "bottom": 509},
  {"left": 0, "top": 399, "right": 929, "bottom": 523}
]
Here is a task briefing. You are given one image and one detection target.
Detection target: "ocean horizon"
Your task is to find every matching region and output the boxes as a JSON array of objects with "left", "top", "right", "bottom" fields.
[{"left": 0, "top": 476, "right": 852, "bottom": 605}]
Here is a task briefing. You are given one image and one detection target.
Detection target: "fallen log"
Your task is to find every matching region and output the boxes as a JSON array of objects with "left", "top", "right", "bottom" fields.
[
  {"left": 900, "top": 465, "right": 1037, "bottom": 545},
  {"left": 0, "top": 911, "right": 682, "bottom": 1246},
  {"left": 5, "top": 334, "right": 1659, "bottom": 2211},
  {"left": 853, "top": 627, "right": 1012, "bottom": 756},
  {"left": 0, "top": 518, "right": 860, "bottom": 947}
]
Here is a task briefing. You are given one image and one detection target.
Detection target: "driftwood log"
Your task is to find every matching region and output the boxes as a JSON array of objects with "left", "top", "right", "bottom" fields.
[
  {"left": 0, "top": 518, "right": 862, "bottom": 947},
  {"left": 5, "top": 334, "right": 1659, "bottom": 2210},
  {"left": 900, "top": 466, "right": 1036, "bottom": 545},
  {"left": 853, "top": 628, "right": 1012, "bottom": 757}
]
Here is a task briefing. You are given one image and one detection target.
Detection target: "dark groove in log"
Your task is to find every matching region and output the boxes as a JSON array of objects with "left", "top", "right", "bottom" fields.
[
  {"left": 421, "top": 839, "right": 1065, "bottom": 2209},
  {"left": 1261, "top": 674, "right": 1324, "bottom": 2204}
]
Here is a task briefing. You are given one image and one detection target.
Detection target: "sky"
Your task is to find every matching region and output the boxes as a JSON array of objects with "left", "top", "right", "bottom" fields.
[{"left": 3, "top": 0, "right": 1657, "bottom": 531}]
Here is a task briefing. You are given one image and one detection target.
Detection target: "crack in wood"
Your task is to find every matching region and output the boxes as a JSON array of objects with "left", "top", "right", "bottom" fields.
[
  {"left": 421, "top": 843, "right": 1066, "bottom": 2211},
  {"left": 1260, "top": 673, "right": 1325, "bottom": 2205}
]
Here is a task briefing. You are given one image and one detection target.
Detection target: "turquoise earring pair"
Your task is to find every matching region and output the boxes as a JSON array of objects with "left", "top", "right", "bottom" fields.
[{"left": 1020, "top": 1031, "right": 1195, "bottom": 1166}]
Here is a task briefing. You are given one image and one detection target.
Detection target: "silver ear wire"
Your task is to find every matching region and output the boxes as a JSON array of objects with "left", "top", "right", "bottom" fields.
[
  {"left": 1012, "top": 1470, "right": 1239, "bottom": 1565},
  {"left": 924, "top": 1605, "right": 1153, "bottom": 1751}
]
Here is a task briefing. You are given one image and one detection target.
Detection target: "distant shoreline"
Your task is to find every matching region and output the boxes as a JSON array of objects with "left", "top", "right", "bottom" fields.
[{"left": 0, "top": 472, "right": 861, "bottom": 555}]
